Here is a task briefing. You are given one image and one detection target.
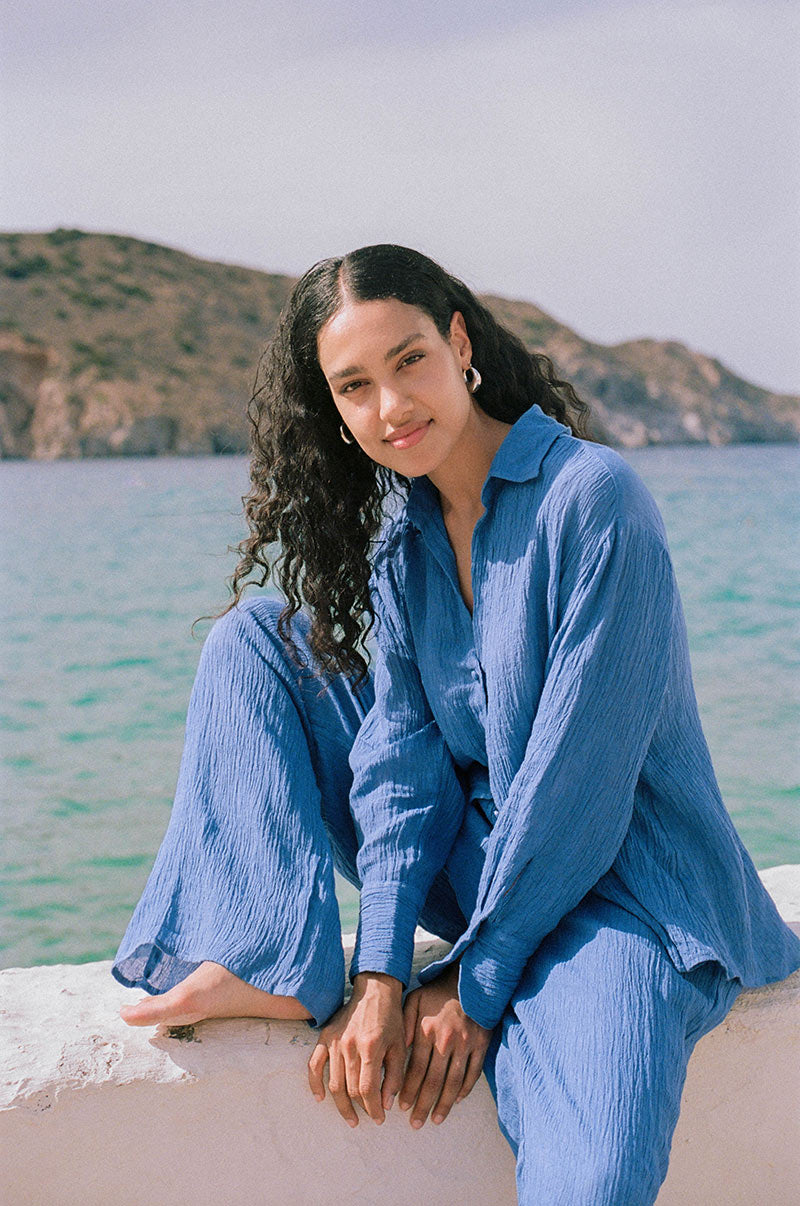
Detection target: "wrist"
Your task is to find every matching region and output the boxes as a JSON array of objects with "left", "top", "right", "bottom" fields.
[{"left": 352, "top": 971, "right": 404, "bottom": 999}]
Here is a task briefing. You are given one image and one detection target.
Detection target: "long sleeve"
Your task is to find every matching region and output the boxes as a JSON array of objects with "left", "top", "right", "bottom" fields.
[
  {"left": 419, "top": 513, "right": 677, "bottom": 1029},
  {"left": 347, "top": 546, "right": 467, "bottom": 988}
]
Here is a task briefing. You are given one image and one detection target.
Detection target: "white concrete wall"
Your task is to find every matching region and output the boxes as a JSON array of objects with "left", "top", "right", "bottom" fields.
[{"left": 2, "top": 865, "right": 799, "bottom": 1206}]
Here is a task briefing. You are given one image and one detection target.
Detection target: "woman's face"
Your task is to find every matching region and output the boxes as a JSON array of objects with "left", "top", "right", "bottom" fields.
[{"left": 317, "top": 296, "right": 474, "bottom": 476}]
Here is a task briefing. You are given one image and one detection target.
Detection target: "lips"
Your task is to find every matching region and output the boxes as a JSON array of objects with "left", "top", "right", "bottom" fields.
[{"left": 385, "top": 419, "right": 432, "bottom": 448}]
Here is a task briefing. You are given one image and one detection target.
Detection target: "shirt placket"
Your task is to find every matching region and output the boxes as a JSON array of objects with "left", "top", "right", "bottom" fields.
[{"left": 418, "top": 501, "right": 497, "bottom": 825}]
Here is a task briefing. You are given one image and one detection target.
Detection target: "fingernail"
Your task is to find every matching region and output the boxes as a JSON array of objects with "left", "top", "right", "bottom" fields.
[
  {"left": 399, "top": 1099, "right": 410, "bottom": 1110},
  {"left": 385, "top": 1094, "right": 395, "bottom": 1110},
  {"left": 411, "top": 1118, "right": 423, "bottom": 1129},
  {"left": 314, "top": 1094, "right": 323, "bottom": 1102},
  {"left": 432, "top": 1114, "right": 444, "bottom": 1124},
  {"left": 347, "top": 1118, "right": 358, "bottom": 1128}
]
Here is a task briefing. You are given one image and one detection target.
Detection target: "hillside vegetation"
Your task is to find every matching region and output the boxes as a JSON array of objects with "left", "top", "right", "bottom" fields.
[{"left": 1, "top": 228, "right": 797, "bottom": 458}]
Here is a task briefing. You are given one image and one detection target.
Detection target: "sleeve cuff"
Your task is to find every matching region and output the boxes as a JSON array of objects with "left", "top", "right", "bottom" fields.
[
  {"left": 457, "top": 929, "right": 534, "bottom": 1030},
  {"left": 348, "top": 883, "right": 423, "bottom": 988}
]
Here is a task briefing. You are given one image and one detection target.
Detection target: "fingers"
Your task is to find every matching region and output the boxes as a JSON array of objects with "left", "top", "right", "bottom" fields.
[
  {"left": 408, "top": 1047, "right": 450, "bottom": 1129},
  {"left": 358, "top": 1033, "right": 410, "bottom": 1122},
  {"left": 398, "top": 1034, "right": 432, "bottom": 1116},
  {"left": 404, "top": 1043, "right": 486, "bottom": 1127},
  {"left": 403, "top": 991, "right": 419, "bottom": 1049},
  {"left": 456, "top": 1046, "right": 488, "bottom": 1102},
  {"left": 430, "top": 1050, "right": 469, "bottom": 1124},
  {"left": 328, "top": 1047, "right": 360, "bottom": 1128},
  {"left": 398, "top": 1022, "right": 491, "bottom": 1127},
  {"left": 308, "top": 1007, "right": 408, "bottom": 1127},
  {"left": 307, "top": 1041, "right": 328, "bottom": 1102},
  {"left": 358, "top": 1054, "right": 386, "bottom": 1124},
  {"left": 381, "top": 1041, "right": 406, "bottom": 1113},
  {"left": 308, "top": 1041, "right": 361, "bottom": 1126},
  {"left": 309, "top": 1030, "right": 483, "bottom": 1130}
]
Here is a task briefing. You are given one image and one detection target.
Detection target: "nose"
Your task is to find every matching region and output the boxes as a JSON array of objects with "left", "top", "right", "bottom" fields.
[{"left": 378, "top": 385, "right": 412, "bottom": 425}]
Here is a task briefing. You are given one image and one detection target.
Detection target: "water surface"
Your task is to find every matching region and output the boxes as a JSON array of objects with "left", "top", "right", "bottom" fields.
[{"left": 1, "top": 444, "right": 798, "bottom": 969}]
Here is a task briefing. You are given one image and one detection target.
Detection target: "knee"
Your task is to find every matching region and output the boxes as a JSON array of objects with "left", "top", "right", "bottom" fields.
[
  {"left": 199, "top": 600, "right": 268, "bottom": 671},
  {"left": 222, "top": 593, "right": 285, "bottom": 635},
  {"left": 201, "top": 596, "right": 310, "bottom": 675}
]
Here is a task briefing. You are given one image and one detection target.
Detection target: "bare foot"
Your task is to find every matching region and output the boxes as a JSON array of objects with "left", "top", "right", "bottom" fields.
[{"left": 119, "top": 960, "right": 313, "bottom": 1027}]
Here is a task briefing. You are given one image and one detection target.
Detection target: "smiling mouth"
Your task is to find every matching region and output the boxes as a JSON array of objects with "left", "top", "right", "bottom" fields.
[{"left": 385, "top": 420, "right": 432, "bottom": 448}]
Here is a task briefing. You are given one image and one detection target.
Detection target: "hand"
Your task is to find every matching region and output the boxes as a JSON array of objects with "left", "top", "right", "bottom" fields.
[
  {"left": 307, "top": 972, "right": 407, "bottom": 1127},
  {"left": 399, "top": 962, "right": 493, "bottom": 1129}
]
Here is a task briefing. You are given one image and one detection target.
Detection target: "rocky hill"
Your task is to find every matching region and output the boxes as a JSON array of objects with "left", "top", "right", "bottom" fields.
[{"left": 1, "top": 229, "right": 797, "bottom": 458}]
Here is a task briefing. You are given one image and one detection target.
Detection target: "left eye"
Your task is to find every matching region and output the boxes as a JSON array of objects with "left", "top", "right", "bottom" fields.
[{"left": 401, "top": 353, "right": 424, "bottom": 367}]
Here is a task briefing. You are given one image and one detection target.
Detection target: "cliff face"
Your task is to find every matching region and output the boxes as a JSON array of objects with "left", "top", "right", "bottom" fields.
[
  {"left": 0, "top": 331, "right": 183, "bottom": 459},
  {"left": 1, "top": 229, "right": 797, "bottom": 459},
  {"left": 0, "top": 229, "right": 292, "bottom": 459},
  {"left": 485, "top": 295, "right": 800, "bottom": 448}
]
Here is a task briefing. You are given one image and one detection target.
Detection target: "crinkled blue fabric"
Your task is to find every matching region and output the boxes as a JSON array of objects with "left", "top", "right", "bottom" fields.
[
  {"left": 111, "top": 598, "right": 374, "bottom": 1029},
  {"left": 482, "top": 893, "right": 745, "bottom": 1203},
  {"left": 111, "top": 584, "right": 753, "bottom": 1203},
  {"left": 346, "top": 403, "right": 800, "bottom": 1028},
  {"left": 110, "top": 402, "right": 800, "bottom": 1200},
  {"left": 112, "top": 404, "right": 800, "bottom": 1035}
]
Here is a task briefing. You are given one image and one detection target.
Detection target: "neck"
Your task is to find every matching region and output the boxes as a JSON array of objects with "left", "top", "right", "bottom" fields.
[{"left": 426, "top": 405, "right": 512, "bottom": 518}]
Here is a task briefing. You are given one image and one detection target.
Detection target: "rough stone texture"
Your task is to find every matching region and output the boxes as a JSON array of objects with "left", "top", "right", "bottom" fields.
[
  {"left": 1, "top": 868, "right": 798, "bottom": 1205},
  {"left": 1, "top": 934, "right": 517, "bottom": 1205}
]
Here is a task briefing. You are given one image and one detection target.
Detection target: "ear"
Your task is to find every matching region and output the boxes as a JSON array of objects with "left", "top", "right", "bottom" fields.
[{"left": 449, "top": 310, "right": 472, "bottom": 370}]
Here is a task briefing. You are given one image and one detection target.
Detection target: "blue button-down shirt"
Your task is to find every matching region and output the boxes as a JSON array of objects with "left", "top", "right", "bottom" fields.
[{"left": 347, "top": 404, "right": 800, "bottom": 1029}]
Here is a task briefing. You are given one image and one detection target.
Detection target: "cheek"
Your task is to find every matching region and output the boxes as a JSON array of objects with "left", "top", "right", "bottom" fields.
[
  {"left": 438, "top": 382, "right": 471, "bottom": 428},
  {"left": 339, "top": 405, "right": 381, "bottom": 448},
  {"left": 332, "top": 396, "right": 361, "bottom": 426},
  {"left": 420, "top": 360, "right": 456, "bottom": 398}
]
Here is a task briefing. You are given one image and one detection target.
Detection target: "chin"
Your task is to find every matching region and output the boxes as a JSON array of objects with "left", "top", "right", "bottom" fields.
[{"left": 390, "top": 448, "right": 443, "bottom": 478}]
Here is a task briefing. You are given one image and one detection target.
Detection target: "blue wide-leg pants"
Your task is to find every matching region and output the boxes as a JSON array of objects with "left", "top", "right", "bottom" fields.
[{"left": 113, "top": 596, "right": 744, "bottom": 1205}]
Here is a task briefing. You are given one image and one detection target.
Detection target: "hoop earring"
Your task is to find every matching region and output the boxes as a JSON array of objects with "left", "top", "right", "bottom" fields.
[
  {"left": 340, "top": 424, "right": 354, "bottom": 445},
  {"left": 464, "top": 364, "right": 482, "bottom": 394}
]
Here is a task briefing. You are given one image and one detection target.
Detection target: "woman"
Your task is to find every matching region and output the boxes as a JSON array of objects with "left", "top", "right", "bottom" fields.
[{"left": 113, "top": 244, "right": 800, "bottom": 1204}]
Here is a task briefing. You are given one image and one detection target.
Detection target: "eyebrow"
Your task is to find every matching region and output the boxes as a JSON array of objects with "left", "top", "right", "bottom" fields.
[{"left": 329, "top": 333, "right": 426, "bottom": 382}]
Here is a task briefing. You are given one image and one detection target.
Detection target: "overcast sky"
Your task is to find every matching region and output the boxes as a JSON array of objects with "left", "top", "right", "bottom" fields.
[{"left": 2, "top": 0, "right": 798, "bottom": 392}]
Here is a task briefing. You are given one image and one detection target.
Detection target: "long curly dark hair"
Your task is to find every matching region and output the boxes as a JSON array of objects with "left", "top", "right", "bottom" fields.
[{"left": 219, "top": 244, "right": 592, "bottom": 690}]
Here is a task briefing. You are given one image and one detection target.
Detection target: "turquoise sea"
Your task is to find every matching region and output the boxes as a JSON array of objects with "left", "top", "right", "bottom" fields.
[{"left": 1, "top": 444, "right": 799, "bottom": 971}]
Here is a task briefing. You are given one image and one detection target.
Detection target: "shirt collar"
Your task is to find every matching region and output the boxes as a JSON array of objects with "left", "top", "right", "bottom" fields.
[{"left": 404, "top": 403, "right": 569, "bottom": 534}]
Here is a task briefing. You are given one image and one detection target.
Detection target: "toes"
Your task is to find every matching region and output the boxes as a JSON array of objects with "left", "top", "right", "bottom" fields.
[{"left": 119, "top": 999, "right": 161, "bottom": 1026}]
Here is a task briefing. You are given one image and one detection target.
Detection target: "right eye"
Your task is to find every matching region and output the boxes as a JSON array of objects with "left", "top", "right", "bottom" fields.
[{"left": 340, "top": 380, "right": 365, "bottom": 394}]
